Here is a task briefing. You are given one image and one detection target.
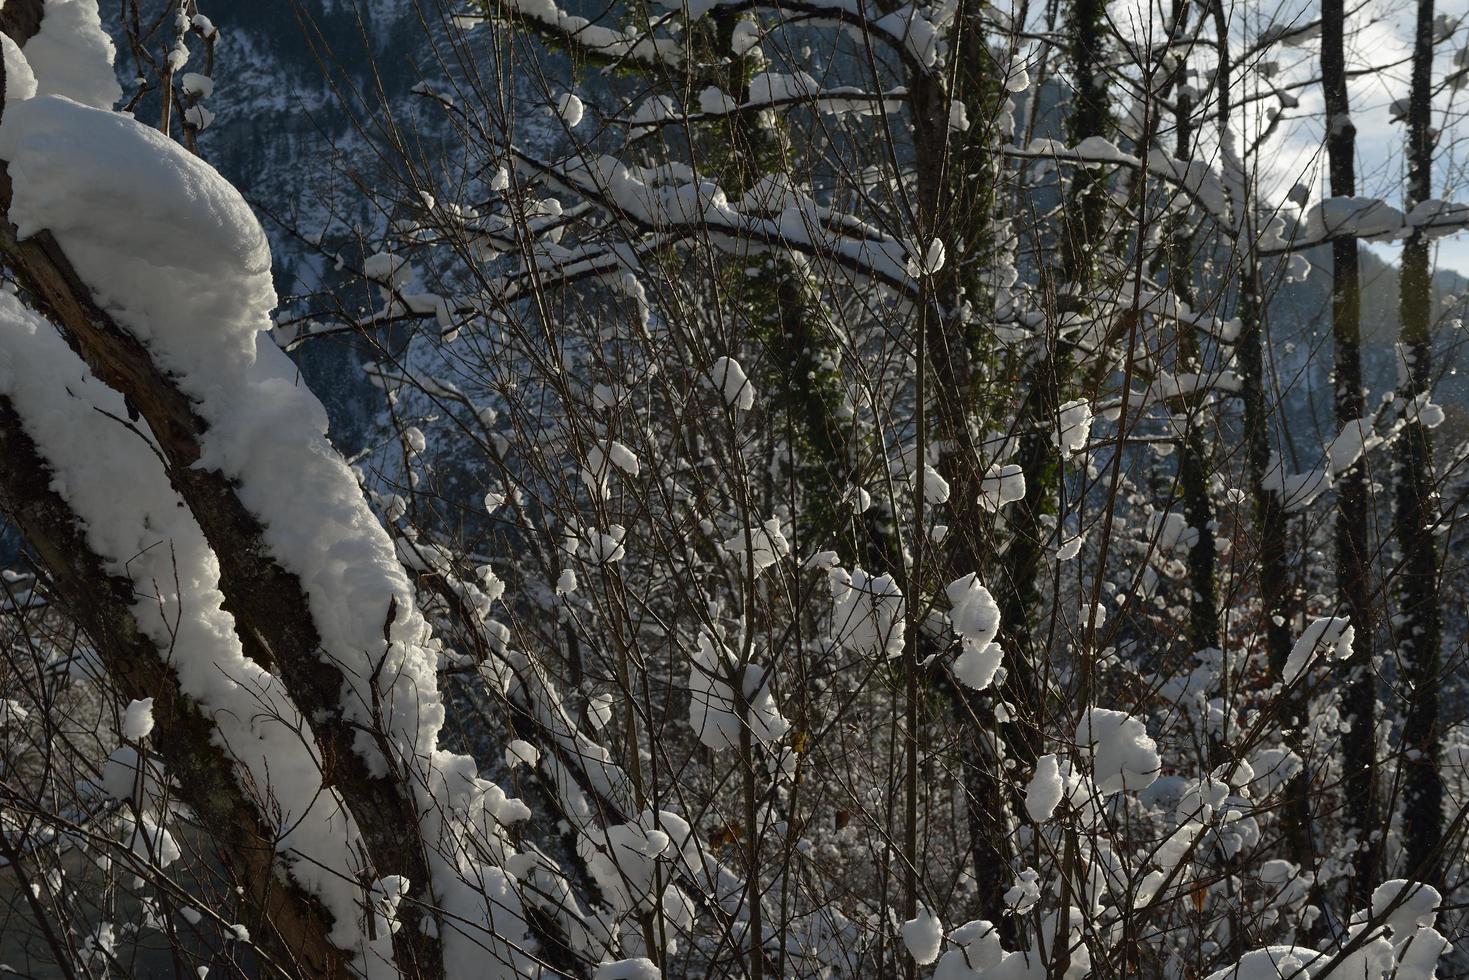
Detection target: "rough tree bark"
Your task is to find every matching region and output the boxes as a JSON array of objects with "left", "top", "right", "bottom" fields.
[
  {"left": 996, "top": 0, "right": 1115, "bottom": 760},
  {"left": 1162, "top": 5, "right": 1220, "bottom": 659}
]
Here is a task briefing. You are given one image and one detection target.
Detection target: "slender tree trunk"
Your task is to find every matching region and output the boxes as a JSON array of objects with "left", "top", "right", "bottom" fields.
[
  {"left": 1396, "top": 0, "right": 1445, "bottom": 890},
  {"left": 1160, "top": 2, "right": 1219, "bottom": 658},
  {"left": 1321, "top": 0, "right": 1379, "bottom": 905},
  {"left": 908, "top": 0, "right": 1021, "bottom": 939},
  {"left": 1207, "top": 0, "right": 1308, "bottom": 873},
  {"left": 996, "top": 0, "right": 1113, "bottom": 753}
]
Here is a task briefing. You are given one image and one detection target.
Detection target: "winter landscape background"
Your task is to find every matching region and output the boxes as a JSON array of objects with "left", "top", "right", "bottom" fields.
[{"left": 3, "top": 0, "right": 1469, "bottom": 978}]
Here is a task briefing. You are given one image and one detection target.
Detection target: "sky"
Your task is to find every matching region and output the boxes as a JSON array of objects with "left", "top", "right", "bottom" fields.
[
  {"left": 1045, "top": 0, "right": 1469, "bottom": 277},
  {"left": 1246, "top": 0, "right": 1469, "bottom": 276}
]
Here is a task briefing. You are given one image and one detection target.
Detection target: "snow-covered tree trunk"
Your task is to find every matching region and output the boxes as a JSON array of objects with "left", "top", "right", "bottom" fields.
[
  {"left": 0, "top": 6, "right": 543, "bottom": 976},
  {"left": 0, "top": 397, "right": 348, "bottom": 975}
]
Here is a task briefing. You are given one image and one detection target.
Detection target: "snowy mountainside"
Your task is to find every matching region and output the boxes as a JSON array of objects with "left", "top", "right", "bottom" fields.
[
  {"left": 165, "top": 4, "right": 568, "bottom": 461},
  {"left": 166, "top": 7, "right": 1469, "bottom": 472}
]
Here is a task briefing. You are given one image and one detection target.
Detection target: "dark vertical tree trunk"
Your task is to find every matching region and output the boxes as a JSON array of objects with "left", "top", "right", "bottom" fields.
[
  {"left": 1396, "top": 0, "right": 1445, "bottom": 890},
  {"left": 1321, "top": 0, "right": 1379, "bottom": 906},
  {"left": 1207, "top": 0, "right": 1307, "bottom": 876},
  {"left": 908, "top": 0, "right": 1020, "bottom": 940},
  {"left": 1161, "top": 1, "right": 1219, "bottom": 658},
  {"left": 996, "top": 0, "right": 1113, "bottom": 754}
]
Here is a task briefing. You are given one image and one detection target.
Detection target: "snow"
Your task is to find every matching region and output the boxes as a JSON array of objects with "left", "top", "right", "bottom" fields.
[
  {"left": 99, "top": 745, "right": 163, "bottom": 803},
  {"left": 505, "top": 739, "right": 540, "bottom": 768},
  {"left": 556, "top": 568, "right": 578, "bottom": 594},
  {"left": 1025, "top": 754, "right": 1063, "bottom": 822},
  {"left": 1003, "top": 868, "right": 1041, "bottom": 915},
  {"left": 124, "top": 814, "right": 182, "bottom": 867},
  {"left": 710, "top": 355, "right": 755, "bottom": 410},
  {"left": 183, "top": 104, "right": 214, "bottom": 131},
  {"left": 1259, "top": 859, "right": 1311, "bottom": 909},
  {"left": 0, "top": 96, "right": 272, "bottom": 373},
  {"left": 1054, "top": 399, "right": 1093, "bottom": 459},
  {"left": 558, "top": 92, "right": 585, "bottom": 127},
  {"left": 1004, "top": 54, "right": 1030, "bottom": 92},
  {"left": 364, "top": 250, "right": 409, "bottom": 285},
  {"left": 947, "top": 574, "right": 1003, "bottom": 690},
  {"left": 21, "top": 0, "right": 121, "bottom": 109},
  {"left": 368, "top": 876, "right": 410, "bottom": 937},
  {"left": 630, "top": 94, "right": 677, "bottom": 124},
  {"left": 1303, "top": 196, "right": 1406, "bottom": 243},
  {"left": 1406, "top": 199, "right": 1469, "bottom": 239},
  {"left": 0, "top": 88, "right": 538, "bottom": 976},
  {"left": 1075, "top": 707, "right": 1160, "bottom": 794},
  {"left": 1327, "top": 418, "right": 1380, "bottom": 476},
  {"left": 0, "top": 698, "right": 29, "bottom": 728},
  {"left": 1148, "top": 511, "right": 1197, "bottom": 553},
  {"left": 122, "top": 698, "right": 155, "bottom": 740},
  {"left": 5, "top": 6, "right": 1459, "bottom": 977},
  {"left": 947, "top": 574, "right": 1000, "bottom": 646},
  {"left": 1282, "top": 616, "right": 1353, "bottom": 684},
  {"left": 912, "top": 238, "right": 945, "bottom": 277},
  {"left": 829, "top": 566, "right": 905, "bottom": 658},
  {"left": 948, "top": 99, "right": 969, "bottom": 131},
  {"left": 585, "top": 525, "right": 627, "bottom": 564},
  {"left": 595, "top": 959, "right": 661, "bottom": 980},
  {"left": 979, "top": 462, "right": 1024, "bottom": 511},
  {"left": 699, "top": 86, "right": 737, "bottom": 114},
  {"left": 730, "top": 19, "right": 760, "bottom": 55},
  {"left": 1205, "top": 946, "right": 1322, "bottom": 980},
  {"left": 574, "top": 812, "right": 688, "bottom": 933},
  {"left": 1262, "top": 453, "right": 1330, "bottom": 513},
  {"left": 1074, "top": 135, "right": 1126, "bottom": 163},
  {"left": 688, "top": 631, "right": 789, "bottom": 750},
  {"left": 921, "top": 463, "right": 951, "bottom": 504},
  {"left": 588, "top": 692, "right": 615, "bottom": 729},
  {"left": 582, "top": 440, "right": 639, "bottom": 498},
  {"left": 901, "top": 907, "right": 943, "bottom": 965},
  {"left": 1371, "top": 879, "right": 1440, "bottom": 937},
  {"left": 723, "top": 518, "right": 791, "bottom": 577},
  {"left": 499, "top": 0, "right": 684, "bottom": 65},
  {"left": 1403, "top": 391, "right": 1445, "bottom": 429},
  {"left": 872, "top": 5, "right": 942, "bottom": 66},
  {"left": 180, "top": 72, "right": 214, "bottom": 98},
  {"left": 0, "top": 295, "right": 392, "bottom": 969},
  {"left": 0, "top": 96, "right": 444, "bottom": 769},
  {"left": 1, "top": 35, "right": 37, "bottom": 104},
  {"left": 1208, "top": 881, "right": 1445, "bottom": 979}
]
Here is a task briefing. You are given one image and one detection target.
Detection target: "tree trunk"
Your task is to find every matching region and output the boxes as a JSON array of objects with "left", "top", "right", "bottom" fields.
[
  {"left": 1321, "top": 0, "right": 1378, "bottom": 905},
  {"left": 1207, "top": 0, "right": 1308, "bottom": 875},
  {"left": 1160, "top": 0, "right": 1219, "bottom": 658},
  {"left": 909, "top": 0, "right": 1019, "bottom": 938},
  {"left": 996, "top": 0, "right": 1115, "bottom": 756},
  {"left": 1396, "top": 0, "right": 1444, "bottom": 890}
]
